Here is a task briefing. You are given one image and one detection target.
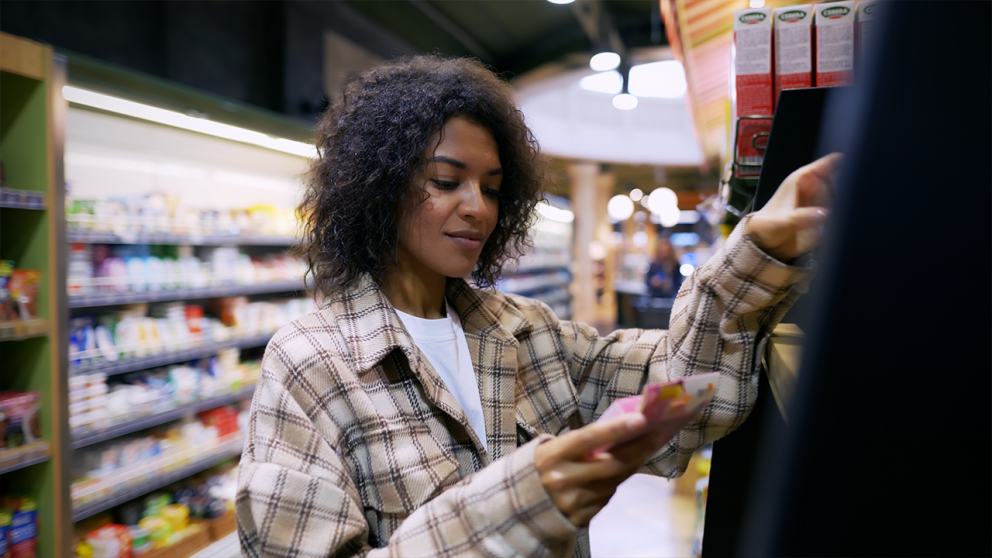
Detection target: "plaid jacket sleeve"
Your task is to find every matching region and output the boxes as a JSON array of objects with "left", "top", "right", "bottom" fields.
[
  {"left": 236, "top": 331, "right": 577, "bottom": 558},
  {"left": 554, "top": 216, "right": 814, "bottom": 477}
]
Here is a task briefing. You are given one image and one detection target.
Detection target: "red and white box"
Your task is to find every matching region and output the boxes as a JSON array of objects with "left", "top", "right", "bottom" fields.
[
  {"left": 733, "top": 6, "right": 773, "bottom": 175},
  {"left": 773, "top": 4, "right": 813, "bottom": 104},
  {"left": 815, "top": 1, "right": 856, "bottom": 87},
  {"left": 856, "top": 1, "right": 883, "bottom": 70}
]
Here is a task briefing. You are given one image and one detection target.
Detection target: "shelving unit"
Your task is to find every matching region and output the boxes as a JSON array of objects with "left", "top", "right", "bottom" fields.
[
  {"left": 71, "top": 385, "right": 256, "bottom": 449},
  {"left": 68, "top": 280, "right": 305, "bottom": 308},
  {"left": 47, "top": 48, "right": 313, "bottom": 557},
  {"left": 71, "top": 436, "right": 244, "bottom": 522},
  {"left": 69, "top": 332, "right": 274, "bottom": 377},
  {"left": 0, "top": 32, "right": 67, "bottom": 558},
  {"left": 497, "top": 197, "right": 574, "bottom": 318}
]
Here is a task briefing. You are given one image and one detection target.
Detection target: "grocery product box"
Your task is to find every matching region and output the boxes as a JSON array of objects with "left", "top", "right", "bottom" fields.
[
  {"left": 733, "top": 6, "right": 773, "bottom": 175},
  {"left": 815, "top": 1, "right": 856, "bottom": 87},
  {"left": 773, "top": 4, "right": 813, "bottom": 103},
  {"left": 856, "top": 0, "right": 883, "bottom": 71}
]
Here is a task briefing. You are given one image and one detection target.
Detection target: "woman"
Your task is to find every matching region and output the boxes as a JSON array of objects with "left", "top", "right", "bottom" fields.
[
  {"left": 646, "top": 237, "right": 682, "bottom": 298},
  {"left": 236, "top": 55, "right": 835, "bottom": 558}
]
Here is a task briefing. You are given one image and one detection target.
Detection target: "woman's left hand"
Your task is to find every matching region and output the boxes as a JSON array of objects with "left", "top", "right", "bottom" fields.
[{"left": 746, "top": 152, "right": 841, "bottom": 262}]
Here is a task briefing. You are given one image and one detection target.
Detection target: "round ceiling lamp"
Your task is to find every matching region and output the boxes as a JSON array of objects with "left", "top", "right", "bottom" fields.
[
  {"left": 607, "top": 194, "right": 635, "bottom": 221},
  {"left": 612, "top": 93, "right": 638, "bottom": 110},
  {"left": 590, "top": 51, "right": 621, "bottom": 72}
]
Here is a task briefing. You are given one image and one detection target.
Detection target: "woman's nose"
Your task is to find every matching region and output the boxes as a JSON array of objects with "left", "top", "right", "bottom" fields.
[{"left": 460, "top": 182, "right": 491, "bottom": 220}]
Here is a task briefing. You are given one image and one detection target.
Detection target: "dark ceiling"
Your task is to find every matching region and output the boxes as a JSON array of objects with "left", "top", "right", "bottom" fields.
[
  {"left": 0, "top": 0, "right": 665, "bottom": 120},
  {"left": 343, "top": 0, "right": 666, "bottom": 78}
]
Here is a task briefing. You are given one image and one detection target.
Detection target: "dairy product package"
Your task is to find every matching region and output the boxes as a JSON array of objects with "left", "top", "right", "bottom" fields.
[
  {"left": 733, "top": 7, "right": 773, "bottom": 175},
  {"left": 815, "top": 1, "right": 856, "bottom": 86},
  {"left": 773, "top": 4, "right": 813, "bottom": 103}
]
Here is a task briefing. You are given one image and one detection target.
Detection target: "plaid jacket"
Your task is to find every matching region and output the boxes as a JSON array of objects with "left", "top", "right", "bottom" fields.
[{"left": 237, "top": 217, "right": 814, "bottom": 558}]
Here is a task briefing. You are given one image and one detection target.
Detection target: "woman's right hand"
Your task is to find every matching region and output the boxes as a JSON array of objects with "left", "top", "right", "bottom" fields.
[{"left": 534, "top": 413, "right": 662, "bottom": 527}]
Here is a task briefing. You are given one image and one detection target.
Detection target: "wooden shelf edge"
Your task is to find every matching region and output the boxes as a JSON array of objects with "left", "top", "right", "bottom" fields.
[
  {"left": 0, "top": 318, "right": 49, "bottom": 341},
  {"left": 0, "top": 441, "right": 51, "bottom": 474}
]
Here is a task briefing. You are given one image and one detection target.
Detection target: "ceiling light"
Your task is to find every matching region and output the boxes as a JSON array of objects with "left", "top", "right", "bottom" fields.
[
  {"left": 658, "top": 204, "right": 681, "bottom": 227},
  {"left": 629, "top": 188, "right": 644, "bottom": 202},
  {"left": 590, "top": 52, "right": 621, "bottom": 72},
  {"left": 647, "top": 187, "right": 678, "bottom": 214},
  {"left": 579, "top": 71, "right": 623, "bottom": 94},
  {"left": 548, "top": 0, "right": 575, "bottom": 3},
  {"left": 62, "top": 86, "right": 318, "bottom": 159},
  {"left": 612, "top": 93, "right": 638, "bottom": 110},
  {"left": 628, "top": 60, "right": 688, "bottom": 98},
  {"left": 607, "top": 195, "right": 635, "bottom": 221}
]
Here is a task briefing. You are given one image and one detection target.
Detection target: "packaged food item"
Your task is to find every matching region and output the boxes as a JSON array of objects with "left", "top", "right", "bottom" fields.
[
  {"left": 7, "top": 270, "right": 40, "bottom": 320},
  {"left": 814, "top": 1, "right": 856, "bottom": 87},
  {"left": 137, "top": 516, "right": 171, "bottom": 549},
  {"left": 773, "top": 4, "right": 813, "bottom": 104},
  {"left": 8, "top": 498, "right": 37, "bottom": 558},
  {"left": 0, "top": 392, "right": 41, "bottom": 448},
  {"left": 128, "top": 526, "right": 151, "bottom": 557},
  {"left": 85, "top": 524, "right": 133, "bottom": 558},
  {"left": 732, "top": 6, "right": 773, "bottom": 176},
  {"left": 160, "top": 504, "right": 189, "bottom": 531},
  {"left": 0, "top": 509, "right": 10, "bottom": 558},
  {"left": 0, "top": 261, "right": 14, "bottom": 322}
]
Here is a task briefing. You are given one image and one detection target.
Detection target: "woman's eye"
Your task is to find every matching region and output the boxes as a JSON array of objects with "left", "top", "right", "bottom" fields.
[
  {"left": 483, "top": 188, "right": 502, "bottom": 199},
  {"left": 430, "top": 179, "right": 460, "bottom": 190}
]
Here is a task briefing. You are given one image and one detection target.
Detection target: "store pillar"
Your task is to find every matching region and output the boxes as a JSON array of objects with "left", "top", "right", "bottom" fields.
[{"left": 568, "top": 162, "right": 616, "bottom": 334}]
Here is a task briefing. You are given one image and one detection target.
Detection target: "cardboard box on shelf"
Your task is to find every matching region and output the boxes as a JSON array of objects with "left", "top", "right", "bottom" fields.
[
  {"left": 815, "top": 1, "right": 856, "bottom": 87},
  {"left": 856, "top": 0, "right": 883, "bottom": 71},
  {"left": 773, "top": 4, "right": 814, "bottom": 104},
  {"left": 733, "top": 7, "right": 773, "bottom": 176}
]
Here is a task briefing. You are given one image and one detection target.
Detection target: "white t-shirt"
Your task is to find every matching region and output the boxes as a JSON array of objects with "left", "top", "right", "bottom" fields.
[{"left": 395, "top": 301, "right": 488, "bottom": 452}]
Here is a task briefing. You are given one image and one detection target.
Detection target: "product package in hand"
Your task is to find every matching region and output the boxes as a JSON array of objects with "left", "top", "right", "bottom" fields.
[{"left": 595, "top": 372, "right": 720, "bottom": 454}]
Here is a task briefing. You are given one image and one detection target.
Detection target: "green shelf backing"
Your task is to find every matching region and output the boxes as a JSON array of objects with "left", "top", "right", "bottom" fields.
[{"left": 1, "top": 58, "right": 57, "bottom": 558}]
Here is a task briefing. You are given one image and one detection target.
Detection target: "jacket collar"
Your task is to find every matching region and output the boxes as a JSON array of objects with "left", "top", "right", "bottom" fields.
[{"left": 326, "top": 274, "right": 532, "bottom": 462}]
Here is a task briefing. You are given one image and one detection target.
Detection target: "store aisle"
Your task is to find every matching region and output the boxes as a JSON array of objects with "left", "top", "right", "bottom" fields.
[
  {"left": 590, "top": 473, "right": 696, "bottom": 558},
  {"left": 190, "top": 531, "right": 242, "bottom": 558}
]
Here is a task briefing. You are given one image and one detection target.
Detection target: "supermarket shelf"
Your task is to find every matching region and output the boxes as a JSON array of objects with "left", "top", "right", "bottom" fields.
[
  {"left": 71, "top": 385, "right": 256, "bottom": 449},
  {"left": 68, "top": 280, "right": 305, "bottom": 308},
  {"left": 67, "top": 231, "right": 298, "bottom": 246},
  {"left": 70, "top": 333, "right": 274, "bottom": 377},
  {"left": 0, "top": 187, "right": 46, "bottom": 210},
  {"left": 0, "top": 318, "right": 49, "bottom": 341},
  {"left": 0, "top": 441, "right": 51, "bottom": 474},
  {"left": 72, "top": 442, "right": 244, "bottom": 522}
]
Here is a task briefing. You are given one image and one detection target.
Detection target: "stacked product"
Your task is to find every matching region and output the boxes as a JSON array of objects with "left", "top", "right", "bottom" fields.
[
  {"left": 66, "top": 194, "right": 299, "bottom": 239},
  {"left": 70, "top": 404, "right": 247, "bottom": 509},
  {"left": 73, "top": 465, "right": 239, "bottom": 557},
  {"left": 68, "top": 297, "right": 314, "bottom": 371},
  {"left": 67, "top": 244, "right": 305, "bottom": 296},
  {"left": 0, "top": 262, "right": 40, "bottom": 322},
  {"left": 0, "top": 496, "right": 38, "bottom": 558},
  {"left": 68, "top": 352, "right": 260, "bottom": 436}
]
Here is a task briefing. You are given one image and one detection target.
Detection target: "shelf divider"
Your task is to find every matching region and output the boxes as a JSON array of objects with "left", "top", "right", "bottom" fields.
[{"left": 68, "top": 280, "right": 305, "bottom": 308}]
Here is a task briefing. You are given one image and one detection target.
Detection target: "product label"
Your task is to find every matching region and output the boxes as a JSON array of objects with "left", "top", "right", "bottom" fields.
[
  {"left": 815, "top": 1, "right": 856, "bottom": 86},
  {"left": 735, "top": 27, "right": 772, "bottom": 76}
]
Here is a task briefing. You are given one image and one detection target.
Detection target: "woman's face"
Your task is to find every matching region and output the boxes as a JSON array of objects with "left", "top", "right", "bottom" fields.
[{"left": 397, "top": 116, "right": 503, "bottom": 281}]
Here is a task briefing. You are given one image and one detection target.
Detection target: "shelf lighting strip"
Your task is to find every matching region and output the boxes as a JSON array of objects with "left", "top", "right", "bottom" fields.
[{"left": 62, "top": 86, "right": 318, "bottom": 159}]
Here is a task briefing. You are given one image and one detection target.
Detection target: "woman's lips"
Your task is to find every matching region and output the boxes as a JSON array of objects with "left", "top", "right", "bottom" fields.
[{"left": 446, "top": 232, "right": 483, "bottom": 251}]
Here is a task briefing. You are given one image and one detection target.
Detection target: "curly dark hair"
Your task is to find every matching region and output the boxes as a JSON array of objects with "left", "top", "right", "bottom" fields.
[{"left": 297, "top": 55, "right": 547, "bottom": 297}]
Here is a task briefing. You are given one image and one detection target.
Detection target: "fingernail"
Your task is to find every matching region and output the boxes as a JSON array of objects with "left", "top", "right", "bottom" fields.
[{"left": 626, "top": 413, "right": 646, "bottom": 430}]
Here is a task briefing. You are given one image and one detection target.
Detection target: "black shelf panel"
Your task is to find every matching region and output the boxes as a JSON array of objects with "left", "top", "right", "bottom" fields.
[
  {"left": 68, "top": 280, "right": 305, "bottom": 308},
  {"left": 67, "top": 231, "right": 298, "bottom": 246},
  {"left": 72, "top": 443, "right": 243, "bottom": 522},
  {"left": 70, "top": 333, "right": 274, "bottom": 377},
  {"left": 71, "top": 385, "right": 256, "bottom": 449}
]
